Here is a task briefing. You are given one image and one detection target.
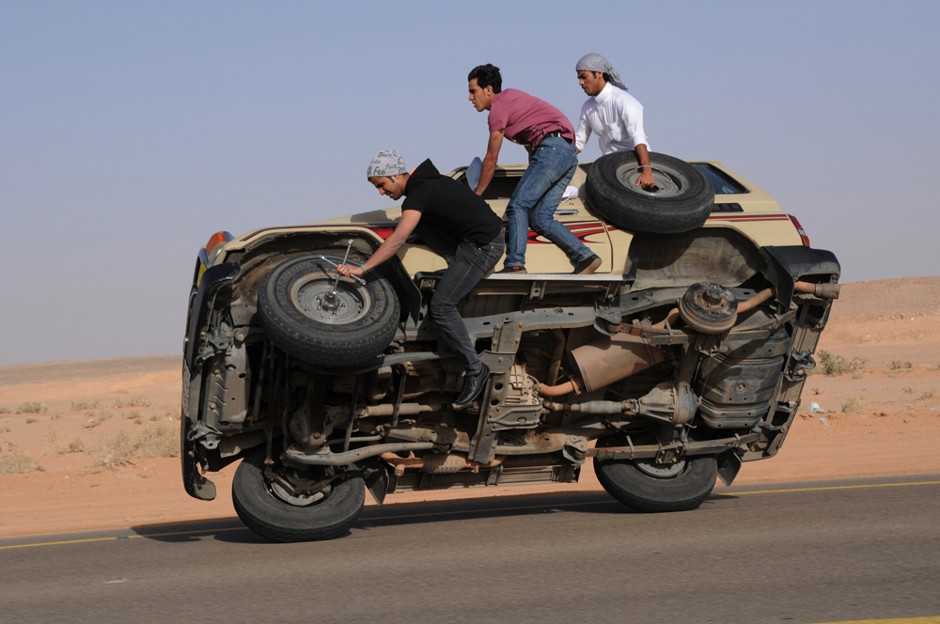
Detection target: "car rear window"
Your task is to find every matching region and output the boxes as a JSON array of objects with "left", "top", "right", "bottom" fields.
[{"left": 692, "top": 164, "right": 748, "bottom": 195}]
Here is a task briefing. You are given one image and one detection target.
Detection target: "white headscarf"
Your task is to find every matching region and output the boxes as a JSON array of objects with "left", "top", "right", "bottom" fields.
[
  {"left": 367, "top": 149, "right": 407, "bottom": 178},
  {"left": 576, "top": 52, "right": 627, "bottom": 91}
]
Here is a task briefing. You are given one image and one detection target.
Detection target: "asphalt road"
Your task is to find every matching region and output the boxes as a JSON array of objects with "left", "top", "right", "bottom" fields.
[{"left": 3, "top": 475, "right": 939, "bottom": 624}]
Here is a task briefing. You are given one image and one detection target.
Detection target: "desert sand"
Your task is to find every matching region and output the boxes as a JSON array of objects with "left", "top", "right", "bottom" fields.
[{"left": 2, "top": 277, "right": 939, "bottom": 538}]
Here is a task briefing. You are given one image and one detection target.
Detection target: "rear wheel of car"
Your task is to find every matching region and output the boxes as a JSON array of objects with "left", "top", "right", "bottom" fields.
[
  {"left": 585, "top": 151, "right": 714, "bottom": 234},
  {"left": 594, "top": 434, "right": 718, "bottom": 512},
  {"left": 232, "top": 447, "right": 365, "bottom": 542},
  {"left": 258, "top": 255, "right": 400, "bottom": 368}
]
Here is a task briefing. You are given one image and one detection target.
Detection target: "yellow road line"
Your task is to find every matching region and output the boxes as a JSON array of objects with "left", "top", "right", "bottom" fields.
[
  {"left": 728, "top": 480, "right": 940, "bottom": 496},
  {"left": 813, "top": 618, "right": 940, "bottom": 624},
  {"left": 0, "top": 525, "right": 244, "bottom": 551}
]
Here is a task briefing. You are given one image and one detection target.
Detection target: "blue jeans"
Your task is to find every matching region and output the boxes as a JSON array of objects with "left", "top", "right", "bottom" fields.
[
  {"left": 428, "top": 230, "right": 504, "bottom": 372},
  {"left": 503, "top": 136, "right": 593, "bottom": 268}
]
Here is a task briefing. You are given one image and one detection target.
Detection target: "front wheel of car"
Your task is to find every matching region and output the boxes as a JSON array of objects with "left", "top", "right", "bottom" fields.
[
  {"left": 232, "top": 447, "right": 365, "bottom": 542},
  {"left": 585, "top": 151, "right": 714, "bottom": 234},
  {"left": 593, "top": 435, "right": 718, "bottom": 512},
  {"left": 258, "top": 254, "right": 400, "bottom": 369}
]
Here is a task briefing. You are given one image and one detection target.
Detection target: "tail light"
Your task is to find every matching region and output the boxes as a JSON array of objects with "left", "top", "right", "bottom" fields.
[
  {"left": 205, "top": 231, "right": 233, "bottom": 263},
  {"left": 787, "top": 215, "right": 811, "bottom": 247},
  {"left": 196, "top": 231, "right": 233, "bottom": 287}
]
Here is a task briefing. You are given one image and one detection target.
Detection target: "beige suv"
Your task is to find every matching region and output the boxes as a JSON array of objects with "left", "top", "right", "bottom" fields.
[{"left": 180, "top": 152, "right": 840, "bottom": 542}]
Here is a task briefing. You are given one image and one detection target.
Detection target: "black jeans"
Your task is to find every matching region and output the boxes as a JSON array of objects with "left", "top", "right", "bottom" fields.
[{"left": 426, "top": 229, "right": 504, "bottom": 371}]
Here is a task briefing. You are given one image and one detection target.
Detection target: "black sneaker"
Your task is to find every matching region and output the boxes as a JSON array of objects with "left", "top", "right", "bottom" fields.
[
  {"left": 497, "top": 265, "right": 526, "bottom": 274},
  {"left": 573, "top": 255, "right": 601, "bottom": 275},
  {"left": 453, "top": 363, "right": 490, "bottom": 407}
]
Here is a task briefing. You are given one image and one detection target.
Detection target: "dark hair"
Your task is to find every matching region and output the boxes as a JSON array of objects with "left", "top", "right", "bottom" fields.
[{"left": 468, "top": 64, "right": 502, "bottom": 94}]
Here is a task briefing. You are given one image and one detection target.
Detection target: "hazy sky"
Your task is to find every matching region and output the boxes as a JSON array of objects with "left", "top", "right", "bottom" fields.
[{"left": 2, "top": 1, "right": 938, "bottom": 366}]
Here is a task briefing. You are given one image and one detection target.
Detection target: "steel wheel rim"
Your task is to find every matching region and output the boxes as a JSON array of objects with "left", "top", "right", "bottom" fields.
[
  {"left": 615, "top": 164, "right": 684, "bottom": 198},
  {"left": 289, "top": 274, "right": 371, "bottom": 325},
  {"left": 634, "top": 458, "right": 686, "bottom": 478}
]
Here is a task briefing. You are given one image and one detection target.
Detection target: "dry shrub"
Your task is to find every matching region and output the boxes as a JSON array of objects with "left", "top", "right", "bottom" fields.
[
  {"left": 95, "top": 423, "right": 178, "bottom": 468},
  {"left": 114, "top": 397, "right": 151, "bottom": 409},
  {"left": 83, "top": 412, "right": 113, "bottom": 429},
  {"left": 16, "top": 402, "right": 46, "bottom": 414},
  {"left": 817, "top": 350, "right": 866, "bottom": 376},
  {"left": 841, "top": 397, "right": 864, "bottom": 413},
  {"left": 55, "top": 437, "right": 86, "bottom": 454},
  {"left": 0, "top": 452, "right": 35, "bottom": 475}
]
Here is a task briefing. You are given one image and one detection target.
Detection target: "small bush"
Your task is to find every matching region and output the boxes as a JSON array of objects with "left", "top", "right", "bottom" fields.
[
  {"left": 114, "top": 397, "right": 151, "bottom": 409},
  {"left": 71, "top": 401, "right": 99, "bottom": 411},
  {"left": 841, "top": 397, "right": 863, "bottom": 413},
  {"left": 16, "top": 402, "right": 47, "bottom": 415},
  {"left": 0, "top": 406, "right": 11, "bottom": 414},
  {"left": 818, "top": 351, "right": 866, "bottom": 376},
  {"left": 83, "top": 412, "right": 112, "bottom": 429},
  {"left": 95, "top": 423, "right": 178, "bottom": 468},
  {"left": 55, "top": 437, "right": 86, "bottom": 454},
  {"left": 890, "top": 361, "right": 912, "bottom": 371},
  {"left": 0, "top": 452, "right": 35, "bottom": 475}
]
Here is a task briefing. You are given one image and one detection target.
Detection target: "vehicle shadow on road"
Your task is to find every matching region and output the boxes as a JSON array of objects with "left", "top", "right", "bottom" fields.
[{"left": 130, "top": 490, "right": 633, "bottom": 544}]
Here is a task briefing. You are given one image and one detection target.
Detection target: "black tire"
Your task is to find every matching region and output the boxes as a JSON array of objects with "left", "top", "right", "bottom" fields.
[
  {"left": 258, "top": 255, "right": 400, "bottom": 368},
  {"left": 594, "top": 435, "right": 718, "bottom": 512},
  {"left": 585, "top": 151, "right": 714, "bottom": 234},
  {"left": 232, "top": 447, "right": 365, "bottom": 542}
]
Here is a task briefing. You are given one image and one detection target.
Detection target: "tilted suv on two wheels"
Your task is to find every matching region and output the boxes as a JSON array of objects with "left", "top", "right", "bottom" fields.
[{"left": 180, "top": 152, "right": 840, "bottom": 542}]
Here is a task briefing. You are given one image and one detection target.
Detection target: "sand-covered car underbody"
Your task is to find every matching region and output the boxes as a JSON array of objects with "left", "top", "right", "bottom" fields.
[{"left": 180, "top": 152, "right": 840, "bottom": 542}]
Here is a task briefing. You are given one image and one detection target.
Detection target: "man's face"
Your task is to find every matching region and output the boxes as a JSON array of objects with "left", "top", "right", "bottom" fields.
[
  {"left": 370, "top": 175, "right": 406, "bottom": 200},
  {"left": 577, "top": 70, "right": 606, "bottom": 97},
  {"left": 468, "top": 79, "right": 495, "bottom": 112}
]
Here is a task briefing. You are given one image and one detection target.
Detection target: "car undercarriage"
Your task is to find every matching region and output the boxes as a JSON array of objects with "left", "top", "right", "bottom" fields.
[{"left": 182, "top": 195, "right": 839, "bottom": 541}]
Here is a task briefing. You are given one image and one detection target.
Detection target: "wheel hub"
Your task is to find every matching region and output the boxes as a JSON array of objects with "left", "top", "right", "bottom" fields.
[
  {"left": 268, "top": 471, "right": 331, "bottom": 507},
  {"left": 615, "top": 164, "right": 680, "bottom": 197},
  {"left": 634, "top": 458, "right": 686, "bottom": 478},
  {"left": 290, "top": 275, "right": 370, "bottom": 324},
  {"left": 679, "top": 282, "right": 738, "bottom": 334}
]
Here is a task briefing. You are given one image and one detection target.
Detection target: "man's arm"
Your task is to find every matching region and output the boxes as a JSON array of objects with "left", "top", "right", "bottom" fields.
[
  {"left": 575, "top": 104, "right": 591, "bottom": 154},
  {"left": 634, "top": 143, "right": 655, "bottom": 190},
  {"left": 474, "top": 129, "right": 504, "bottom": 196},
  {"left": 338, "top": 209, "right": 422, "bottom": 277}
]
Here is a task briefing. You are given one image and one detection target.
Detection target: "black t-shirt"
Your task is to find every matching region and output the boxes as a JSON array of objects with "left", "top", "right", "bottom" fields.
[{"left": 402, "top": 159, "right": 502, "bottom": 254}]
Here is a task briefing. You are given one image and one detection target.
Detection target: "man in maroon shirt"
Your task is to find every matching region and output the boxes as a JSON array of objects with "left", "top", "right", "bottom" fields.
[{"left": 467, "top": 63, "right": 600, "bottom": 275}]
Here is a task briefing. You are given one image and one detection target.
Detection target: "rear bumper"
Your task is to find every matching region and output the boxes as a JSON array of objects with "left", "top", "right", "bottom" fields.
[{"left": 180, "top": 261, "right": 240, "bottom": 500}]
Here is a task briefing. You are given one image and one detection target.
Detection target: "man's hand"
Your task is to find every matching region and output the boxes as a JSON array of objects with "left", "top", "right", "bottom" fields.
[
  {"left": 475, "top": 130, "right": 504, "bottom": 195},
  {"left": 337, "top": 263, "right": 365, "bottom": 278},
  {"left": 636, "top": 167, "right": 656, "bottom": 190},
  {"left": 634, "top": 145, "right": 656, "bottom": 191}
]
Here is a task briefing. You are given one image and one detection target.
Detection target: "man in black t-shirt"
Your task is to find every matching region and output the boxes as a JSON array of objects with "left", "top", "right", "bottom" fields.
[{"left": 338, "top": 149, "right": 504, "bottom": 407}]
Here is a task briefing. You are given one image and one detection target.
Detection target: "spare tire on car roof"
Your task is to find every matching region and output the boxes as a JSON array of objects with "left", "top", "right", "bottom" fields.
[{"left": 584, "top": 151, "right": 714, "bottom": 234}]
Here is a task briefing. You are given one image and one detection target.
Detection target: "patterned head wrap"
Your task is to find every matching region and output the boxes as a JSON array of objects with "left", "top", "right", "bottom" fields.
[
  {"left": 576, "top": 52, "right": 627, "bottom": 91},
  {"left": 367, "top": 149, "right": 407, "bottom": 178}
]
